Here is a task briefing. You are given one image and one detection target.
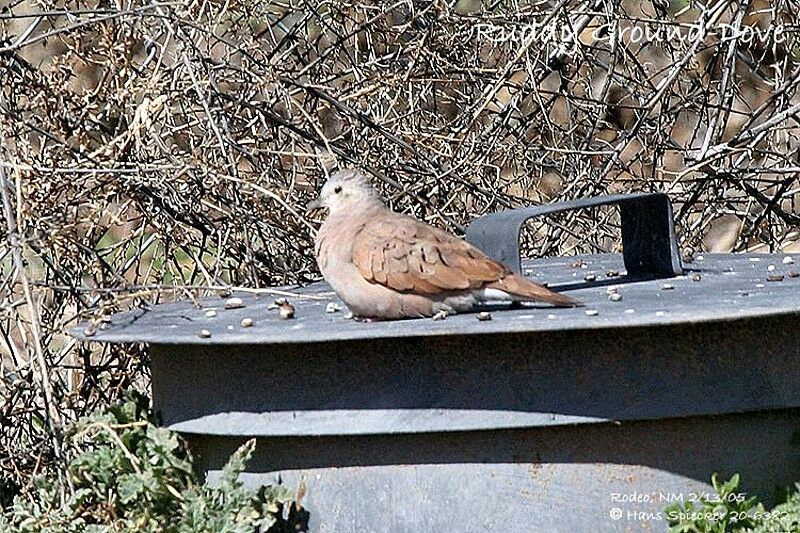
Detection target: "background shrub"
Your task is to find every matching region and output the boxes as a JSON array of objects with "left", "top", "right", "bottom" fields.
[{"left": 0, "top": 391, "right": 304, "bottom": 532}]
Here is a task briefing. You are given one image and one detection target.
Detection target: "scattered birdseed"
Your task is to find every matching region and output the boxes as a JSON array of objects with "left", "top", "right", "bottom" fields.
[
  {"left": 749, "top": 257, "right": 761, "bottom": 262},
  {"left": 224, "top": 297, "right": 245, "bottom": 309},
  {"left": 767, "top": 264, "right": 776, "bottom": 272},
  {"left": 83, "top": 324, "right": 96, "bottom": 337},
  {"left": 783, "top": 256, "right": 795, "bottom": 265},
  {"left": 661, "top": 283, "right": 674, "bottom": 290},
  {"left": 682, "top": 247, "right": 694, "bottom": 263},
  {"left": 691, "top": 273, "right": 702, "bottom": 282},
  {"left": 547, "top": 314, "right": 557, "bottom": 320},
  {"left": 241, "top": 317, "right": 254, "bottom": 327},
  {"left": 584, "top": 274, "right": 597, "bottom": 282},
  {"left": 476, "top": 311, "right": 492, "bottom": 321},
  {"left": 205, "top": 310, "right": 217, "bottom": 318},
  {"left": 584, "top": 309, "right": 599, "bottom": 316},
  {"left": 696, "top": 255, "right": 705, "bottom": 261},
  {"left": 625, "top": 309, "right": 635, "bottom": 314},
  {"left": 344, "top": 312, "right": 354, "bottom": 320},
  {"left": 767, "top": 274, "right": 785, "bottom": 282},
  {"left": 326, "top": 302, "right": 342, "bottom": 313},
  {"left": 756, "top": 283, "right": 765, "bottom": 288},
  {"left": 605, "top": 269, "right": 620, "bottom": 277},
  {"left": 606, "top": 286, "right": 619, "bottom": 294},
  {"left": 432, "top": 310, "right": 448, "bottom": 321},
  {"left": 789, "top": 270, "right": 799, "bottom": 278},
  {"left": 268, "top": 297, "right": 288, "bottom": 311},
  {"left": 198, "top": 329, "right": 211, "bottom": 338},
  {"left": 608, "top": 293, "right": 623, "bottom": 302},
  {"left": 279, "top": 302, "right": 295, "bottom": 319},
  {"left": 571, "top": 260, "right": 586, "bottom": 268},
  {"left": 655, "top": 311, "right": 666, "bottom": 317}
]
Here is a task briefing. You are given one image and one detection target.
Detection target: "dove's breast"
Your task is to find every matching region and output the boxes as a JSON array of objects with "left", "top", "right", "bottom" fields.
[{"left": 315, "top": 215, "right": 435, "bottom": 319}]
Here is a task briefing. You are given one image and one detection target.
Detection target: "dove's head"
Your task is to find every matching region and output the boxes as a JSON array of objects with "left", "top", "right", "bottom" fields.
[{"left": 306, "top": 169, "right": 383, "bottom": 214}]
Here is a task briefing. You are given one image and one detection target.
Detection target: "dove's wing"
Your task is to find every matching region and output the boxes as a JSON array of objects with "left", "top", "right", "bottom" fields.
[{"left": 351, "top": 214, "right": 508, "bottom": 296}]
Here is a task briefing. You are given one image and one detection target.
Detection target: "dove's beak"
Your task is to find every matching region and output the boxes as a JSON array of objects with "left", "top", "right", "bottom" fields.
[{"left": 305, "top": 197, "right": 322, "bottom": 212}]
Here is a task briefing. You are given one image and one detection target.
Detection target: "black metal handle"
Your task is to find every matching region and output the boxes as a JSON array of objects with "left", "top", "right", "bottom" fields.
[{"left": 465, "top": 193, "right": 683, "bottom": 278}]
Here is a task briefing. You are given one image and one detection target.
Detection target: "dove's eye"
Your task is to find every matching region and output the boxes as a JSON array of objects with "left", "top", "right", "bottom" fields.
[{"left": 334, "top": 186, "right": 342, "bottom": 194}]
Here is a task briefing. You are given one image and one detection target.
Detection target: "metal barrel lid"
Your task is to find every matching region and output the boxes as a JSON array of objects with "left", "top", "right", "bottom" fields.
[
  {"left": 72, "top": 193, "right": 800, "bottom": 344},
  {"left": 71, "top": 251, "right": 800, "bottom": 345}
]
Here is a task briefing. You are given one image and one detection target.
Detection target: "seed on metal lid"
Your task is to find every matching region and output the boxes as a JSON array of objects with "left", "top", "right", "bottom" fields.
[
  {"left": 584, "top": 309, "right": 599, "bottom": 316},
  {"left": 198, "top": 329, "right": 211, "bottom": 338},
  {"left": 783, "top": 256, "right": 795, "bottom": 265},
  {"left": 326, "top": 302, "right": 342, "bottom": 313},
  {"left": 767, "top": 274, "right": 785, "bottom": 282},
  {"left": 83, "top": 324, "right": 97, "bottom": 337},
  {"left": 608, "top": 293, "right": 623, "bottom": 302},
  {"left": 767, "top": 264, "right": 776, "bottom": 272},
  {"left": 476, "top": 311, "right": 492, "bottom": 321},
  {"left": 605, "top": 269, "right": 620, "bottom": 277},
  {"left": 279, "top": 302, "right": 295, "bottom": 319},
  {"left": 661, "top": 283, "right": 674, "bottom": 290},
  {"left": 789, "top": 270, "right": 799, "bottom": 278},
  {"left": 584, "top": 274, "right": 597, "bottom": 282},
  {"left": 224, "top": 297, "right": 245, "bottom": 309},
  {"left": 691, "top": 273, "right": 702, "bottom": 282},
  {"left": 241, "top": 317, "right": 254, "bottom": 327},
  {"left": 432, "top": 310, "right": 448, "bottom": 321},
  {"left": 205, "top": 310, "right": 217, "bottom": 318}
]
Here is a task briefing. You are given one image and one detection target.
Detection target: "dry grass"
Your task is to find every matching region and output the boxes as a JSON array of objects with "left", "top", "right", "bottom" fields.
[{"left": 1, "top": 0, "right": 799, "bottom": 493}]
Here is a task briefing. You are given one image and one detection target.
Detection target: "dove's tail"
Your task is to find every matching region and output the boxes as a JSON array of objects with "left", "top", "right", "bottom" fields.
[{"left": 484, "top": 274, "right": 582, "bottom": 307}]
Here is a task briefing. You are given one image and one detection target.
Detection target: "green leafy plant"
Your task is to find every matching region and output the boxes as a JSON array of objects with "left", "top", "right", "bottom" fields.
[
  {"left": 0, "top": 391, "right": 305, "bottom": 532},
  {"left": 665, "top": 473, "right": 800, "bottom": 533}
]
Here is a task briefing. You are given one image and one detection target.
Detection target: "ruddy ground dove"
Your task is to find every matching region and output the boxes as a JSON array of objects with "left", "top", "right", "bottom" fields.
[{"left": 307, "top": 169, "right": 580, "bottom": 319}]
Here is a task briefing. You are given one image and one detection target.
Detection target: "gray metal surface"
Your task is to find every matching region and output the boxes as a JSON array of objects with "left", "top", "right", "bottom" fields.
[
  {"left": 194, "top": 411, "right": 800, "bottom": 533},
  {"left": 73, "top": 253, "right": 800, "bottom": 345},
  {"left": 152, "top": 313, "right": 800, "bottom": 436},
  {"left": 465, "top": 193, "right": 683, "bottom": 277},
  {"left": 153, "top": 303, "right": 800, "bottom": 532}
]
